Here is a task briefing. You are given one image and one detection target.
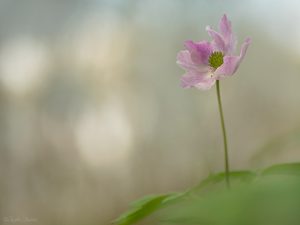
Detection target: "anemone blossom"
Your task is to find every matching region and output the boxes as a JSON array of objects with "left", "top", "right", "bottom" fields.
[{"left": 177, "top": 14, "right": 251, "bottom": 90}]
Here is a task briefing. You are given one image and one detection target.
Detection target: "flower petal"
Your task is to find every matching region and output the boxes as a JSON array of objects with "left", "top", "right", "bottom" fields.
[
  {"left": 176, "top": 50, "right": 210, "bottom": 73},
  {"left": 206, "top": 26, "right": 226, "bottom": 53},
  {"left": 219, "top": 14, "right": 232, "bottom": 41},
  {"left": 184, "top": 40, "right": 213, "bottom": 65},
  {"left": 181, "top": 71, "right": 216, "bottom": 90},
  {"left": 195, "top": 78, "right": 216, "bottom": 90},
  {"left": 214, "top": 38, "right": 251, "bottom": 77},
  {"left": 176, "top": 50, "right": 197, "bottom": 70},
  {"left": 219, "top": 14, "right": 236, "bottom": 55}
]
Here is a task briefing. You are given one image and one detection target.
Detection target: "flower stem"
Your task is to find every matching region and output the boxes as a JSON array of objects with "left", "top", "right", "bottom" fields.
[{"left": 216, "top": 80, "right": 230, "bottom": 188}]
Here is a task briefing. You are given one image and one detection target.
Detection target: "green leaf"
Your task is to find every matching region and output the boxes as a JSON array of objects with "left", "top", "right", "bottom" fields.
[
  {"left": 190, "top": 170, "right": 256, "bottom": 193},
  {"left": 112, "top": 193, "right": 177, "bottom": 225},
  {"left": 261, "top": 162, "right": 300, "bottom": 176},
  {"left": 114, "top": 163, "right": 300, "bottom": 225},
  {"left": 160, "top": 176, "right": 300, "bottom": 225}
]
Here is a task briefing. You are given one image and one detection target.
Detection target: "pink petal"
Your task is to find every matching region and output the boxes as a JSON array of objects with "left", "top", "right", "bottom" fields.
[
  {"left": 226, "top": 34, "right": 237, "bottom": 55},
  {"left": 181, "top": 71, "right": 216, "bottom": 90},
  {"left": 219, "top": 14, "right": 236, "bottom": 55},
  {"left": 176, "top": 50, "right": 210, "bottom": 73},
  {"left": 176, "top": 50, "right": 197, "bottom": 70},
  {"left": 195, "top": 78, "right": 216, "bottom": 90},
  {"left": 219, "top": 14, "right": 232, "bottom": 41},
  {"left": 206, "top": 26, "right": 226, "bottom": 53},
  {"left": 184, "top": 40, "right": 213, "bottom": 65},
  {"left": 215, "top": 38, "right": 251, "bottom": 77}
]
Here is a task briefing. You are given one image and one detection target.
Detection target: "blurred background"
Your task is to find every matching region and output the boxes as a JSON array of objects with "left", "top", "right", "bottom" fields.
[{"left": 0, "top": 0, "right": 300, "bottom": 224}]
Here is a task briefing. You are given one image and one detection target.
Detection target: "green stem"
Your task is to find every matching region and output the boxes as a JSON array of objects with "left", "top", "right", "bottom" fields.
[{"left": 216, "top": 80, "right": 230, "bottom": 188}]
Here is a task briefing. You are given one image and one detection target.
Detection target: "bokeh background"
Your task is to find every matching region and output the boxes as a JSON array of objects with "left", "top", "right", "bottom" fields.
[{"left": 0, "top": 0, "right": 300, "bottom": 224}]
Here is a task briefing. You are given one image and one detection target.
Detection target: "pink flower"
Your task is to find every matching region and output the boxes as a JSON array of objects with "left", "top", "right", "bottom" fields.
[{"left": 176, "top": 14, "right": 251, "bottom": 90}]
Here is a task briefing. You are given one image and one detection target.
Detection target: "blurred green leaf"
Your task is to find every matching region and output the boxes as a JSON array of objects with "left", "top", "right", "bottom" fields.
[
  {"left": 261, "top": 162, "right": 300, "bottom": 176},
  {"left": 114, "top": 164, "right": 300, "bottom": 225},
  {"left": 113, "top": 171, "right": 256, "bottom": 225},
  {"left": 112, "top": 193, "right": 178, "bottom": 225},
  {"left": 160, "top": 176, "right": 300, "bottom": 225},
  {"left": 190, "top": 170, "right": 256, "bottom": 194}
]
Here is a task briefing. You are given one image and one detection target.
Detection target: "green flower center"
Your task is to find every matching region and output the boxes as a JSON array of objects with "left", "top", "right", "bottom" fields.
[{"left": 209, "top": 51, "right": 224, "bottom": 69}]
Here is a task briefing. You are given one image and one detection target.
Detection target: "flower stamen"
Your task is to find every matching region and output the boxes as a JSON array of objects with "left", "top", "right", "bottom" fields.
[{"left": 209, "top": 51, "right": 224, "bottom": 69}]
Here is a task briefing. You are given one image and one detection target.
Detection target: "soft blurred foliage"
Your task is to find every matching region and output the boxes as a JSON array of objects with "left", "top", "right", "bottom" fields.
[
  {"left": 115, "top": 163, "right": 300, "bottom": 225},
  {"left": 160, "top": 175, "right": 300, "bottom": 225},
  {"left": 0, "top": 0, "right": 300, "bottom": 224}
]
